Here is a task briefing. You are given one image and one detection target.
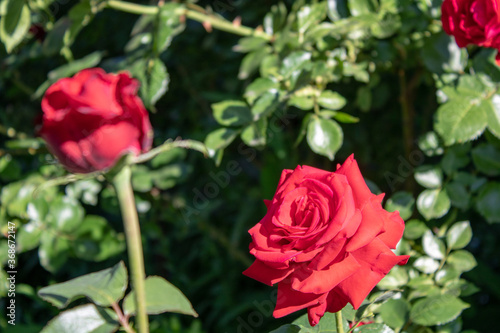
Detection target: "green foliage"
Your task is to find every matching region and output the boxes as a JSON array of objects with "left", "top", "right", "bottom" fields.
[
  {"left": 410, "top": 295, "right": 469, "bottom": 326},
  {"left": 123, "top": 276, "right": 198, "bottom": 317},
  {"left": 37, "top": 262, "right": 196, "bottom": 332},
  {"left": 0, "top": 0, "right": 31, "bottom": 53},
  {"left": 40, "top": 304, "right": 119, "bottom": 333},
  {"left": 38, "top": 261, "right": 128, "bottom": 308}
]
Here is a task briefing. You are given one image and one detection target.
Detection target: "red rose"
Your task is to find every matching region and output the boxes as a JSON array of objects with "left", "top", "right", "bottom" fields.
[
  {"left": 243, "top": 155, "right": 409, "bottom": 326},
  {"left": 40, "top": 68, "right": 153, "bottom": 173},
  {"left": 441, "top": 0, "right": 500, "bottom": 62}
]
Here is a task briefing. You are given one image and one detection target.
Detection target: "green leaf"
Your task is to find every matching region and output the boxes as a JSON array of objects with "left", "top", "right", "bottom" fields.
[
  {"left": 40, "top": 304, "right": 118, "bottom": 333},
  {"left": 17, "top": 221, "right": 42, "bottom": 253},
  {"left": 38, "top": 261, "right": 127, "bottom": 308},
  {"left": 0, "top": 0, "right": 31, "bottom": 53},
  {"left": 150, "top": 147, "right": 186, "bottom": 168},
  {"left": 47, "top": 196, "right": 84, "bottom": 233},
  {"left": 318, "top": 90, "right": 347, "bottom": 110},
  {"left": 475, "top": 182, "right": 500, "bottom": 223},
  {"left": 269, "top": 324, "right": 302, "bottom": 333},
  {"left": 404, "top": 219, "right": 429, "bottom": 240},
  {"left": 327, "top": 0, "right": 349, "bottom": 21},
  {"left": 471, "top": 143, "right": 500, "bottom": 176},
  {"left": 446, "top": 221, "right": 472, "bottom": 250},
  {"left": 66, "top": 179, "right": 102, "bottom": 206},
  {"left": 435, "top": 267, "right": 460, "bottom": 285},
  {"left": 422, "top": 230, "right": 446, "bottom": 260},
  {"left": 124, "top": 276, "right": 198, "bottom": 317},
  {"left": 330, "top": 111, "right": 359, "bottom": 123},
  {"left": 357, "top": 85, "right": 372, "bottom": 111},
  {"left": 413, "top": 256, "right": 440, "bottom": 274},
  {"left": 263, "top": 3, "right": 287, "bottom": 35},
  {"left": 348, "top": 0, "right": 376, "bottom": 16},
  {"left": 445, "top": 181, "right": 470, "bottom": 209},
  {"left": 414, "top": 165, "right": 443, "bottom": 189},
  {"left": 488, "top": 94, "right": 500, "bottom": 139},
  {"left": 370, "top": 12, "right": 401, "bottom": 39},
  {"left": 131, "top": 165, "right": 153, "bottom": 192},
  {"left": 63, "top": 0, "right": 95, "bottom": 51},
  {"left": 421, "top": 32, "right": 467, "bottom": 74},
  {"left": 241, "top": 118, "right": 267, "bottom": 147},
  {"left": 435, "top": 97, "right": 488, "bottom": 146},
  {"left": 251, "top": 90, "right": 281, "bottom": 120},
  {"left": 297, "top": 3, "right": 327, "bottom": 33},
  {"left": 447, "top": 250, "right": 477, "bottom": 273},
  {"left": 135, "top": 57, "right": 169, "bottom": 107},
  {"left": 72, "top": 216, "right": 125, "bottom": 262},
  {"left": 212, "top": 100, "right": 253, "bottom": 126},
  {"left": 280, "top": 51, "right": 312, "bottom": 79},
  {"left": 417, "top": 188, "right": 451, "bottom": 220},
  {"left": 377, "top": 266, "right": 409, "bottom": 290},
  {"left": 410, "top": 294, "right": 469, "bottom": 326},
  {"left": 306, "top": 116, "right": 343, "bottom": 160},
  {"left": 151, "top": 163, "right": 192, "bottom": 190},
  {"left": 239, "top": 47, "right": 271, "bottom": 80},
  {"left": 204, "top": 128, "right": 238, "bottom": 157},
  {"left": 0, "top": 154, "right": 21, "bottom": 181},
  {"left": 441, "top": 145, "right": 470, "bottom": 175},
  {"left": 289, "top": 95, "right": 314, "bottom": 110},
  {"left": 385, "top": 191, "right": 414, "bottom": 220},
  {"left": 379, "top": 299, "right": 410, "bottom": 329},
  {"left": 155, "top": 3, "right": 185, "bottom": 54},
  {"left": 295, "top": 113, "right": 312, "bottom": 147},
  {"left": 244, "top": 78, "right": 279, "bottom": 105},
  {"left": 418, "top": 131, "right": 444, "bottom": 156},
  {"left": 48, "top": 51, "right": 104, "bottom": 82},
  {"left": 233, "top": 36, "right": 269, "bottom": 53},
  {"left": 292, "top": 310, "right": 349, "bottom": 332},
  {"left": 353, "top": 324, "right": 395, "bottom": 333},
  {"left": 38, "top": 232, "right": 70, "bottom": 273}
]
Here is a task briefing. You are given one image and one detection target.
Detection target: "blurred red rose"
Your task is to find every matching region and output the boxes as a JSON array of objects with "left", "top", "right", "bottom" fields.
[
  {"left": 243, "top": 155, "right": 409, "bottom": 326},
  {"left": 40, "top": 68, "right": 153, "bottom": 173},
  {"left": 441, "top": 0, "right": 500, "bottom": 62}
]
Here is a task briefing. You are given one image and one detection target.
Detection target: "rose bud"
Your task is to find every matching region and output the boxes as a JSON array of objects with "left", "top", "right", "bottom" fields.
[
  {"left": 39, "top": 68, "right": 153, "bottom": 173},
  {"left": 243, "top": 155, "right": 409, "bottom": 326}
]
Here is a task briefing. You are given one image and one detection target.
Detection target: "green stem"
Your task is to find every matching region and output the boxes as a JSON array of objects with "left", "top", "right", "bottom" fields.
[
  {"left": 113, "top": 166, "right": 149, "bottom": 333},
  {"left": 336, "top": 311, "right": 345, "bottom": 333},
  {"left": 132, "top": 139, "right": 208, "bottom": 164},
  {"left": 106, "top": 0, "right": 272, "bottom": 40}
]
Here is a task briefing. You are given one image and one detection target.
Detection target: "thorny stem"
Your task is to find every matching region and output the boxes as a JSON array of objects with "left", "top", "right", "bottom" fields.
[{"left": 106, "top": 0, "right": 272, "bottom": 40}]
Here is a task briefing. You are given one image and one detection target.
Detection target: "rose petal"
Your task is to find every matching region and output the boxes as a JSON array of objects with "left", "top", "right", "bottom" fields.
[
  {"left": 336, "top": 154, "right": 373, "bottom": 206},
  {"left": 338, "top": 238, "right": 410, "bottom": 308},
  {"left": 243, "top": 260, "right": 293, "bottom": 286},
  {"left": 273, "top": 281, "right": 325, "bottom": 318},
  {"left": 292, "top": 253, "right": 360, "bottom": 294}
]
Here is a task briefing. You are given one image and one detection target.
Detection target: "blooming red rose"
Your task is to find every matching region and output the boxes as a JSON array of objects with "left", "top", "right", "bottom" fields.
[
  {"left": 441, "top": 0, "right": 500, "bottom": 62},
  {"left": 40, "top": 68, "right": 153, "bottom": 173},
  {"left": 243, "top": 155, "right": 409, "bottom": 326}
]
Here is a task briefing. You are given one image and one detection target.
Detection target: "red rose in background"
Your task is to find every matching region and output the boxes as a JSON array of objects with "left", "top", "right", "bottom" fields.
[
  {"left": 243, "top": 156, "right": 409, "bottom": 326},
  {"left": 40, "top": 68, "right": 153, "bottom": 173},
  {"left": 441, "top": 0, "right": 500, "bottom": 62}
]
